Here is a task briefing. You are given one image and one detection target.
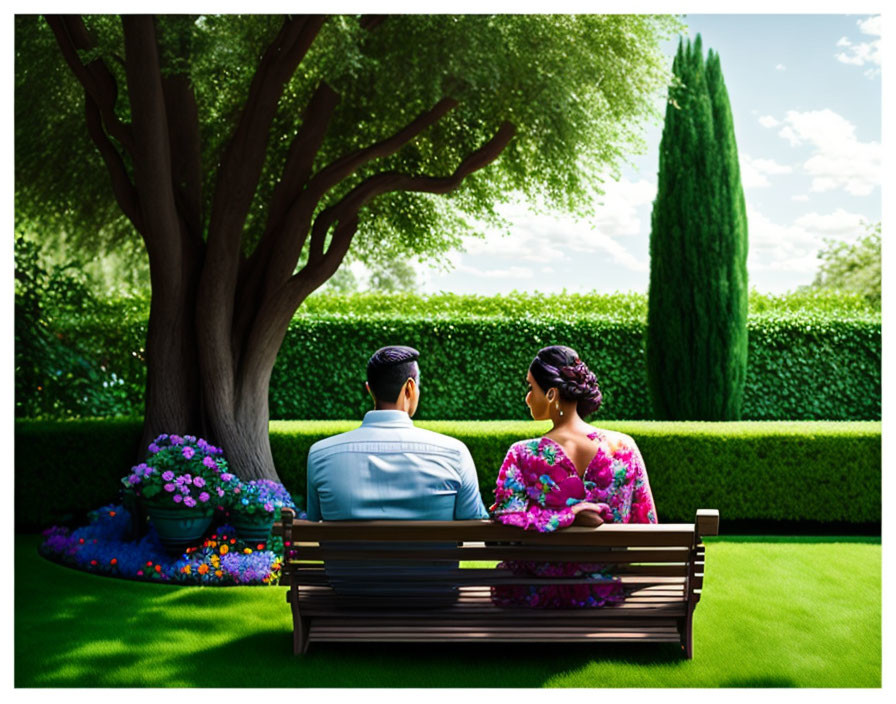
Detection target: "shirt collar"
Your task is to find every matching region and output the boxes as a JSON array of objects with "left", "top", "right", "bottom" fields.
[{"left": 361, "top": 409, "right": 414, "bottom": 428}]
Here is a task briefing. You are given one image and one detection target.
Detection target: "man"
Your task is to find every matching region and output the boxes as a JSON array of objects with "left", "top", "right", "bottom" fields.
[{"left": 306, "top": 345, "right": 488, "bottom": 594}]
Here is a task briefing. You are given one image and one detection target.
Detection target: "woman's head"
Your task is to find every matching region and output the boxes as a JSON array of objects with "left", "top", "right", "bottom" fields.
[{"left": 527, "top": 345, "right": 602, "bottom": 419}]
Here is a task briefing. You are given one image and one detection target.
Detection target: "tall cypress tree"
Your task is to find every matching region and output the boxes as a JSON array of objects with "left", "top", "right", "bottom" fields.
[{"left": 646, "top": 35, "right": 749, "bottom": 420}]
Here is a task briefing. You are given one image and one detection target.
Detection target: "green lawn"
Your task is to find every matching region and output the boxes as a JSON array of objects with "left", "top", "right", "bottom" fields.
[{"left": 15, "top": 534, "right": 880, "bottom": 688}]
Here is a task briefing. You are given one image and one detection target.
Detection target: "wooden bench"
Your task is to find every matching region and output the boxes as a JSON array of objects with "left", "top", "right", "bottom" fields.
[{"left": 275, "top": 508, "right": 719, "bottom": 658}]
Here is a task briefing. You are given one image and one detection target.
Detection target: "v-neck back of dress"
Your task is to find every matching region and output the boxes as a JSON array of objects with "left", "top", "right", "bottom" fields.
[{"left": 542, "top": 431, "right": 604, "bottom": 478}]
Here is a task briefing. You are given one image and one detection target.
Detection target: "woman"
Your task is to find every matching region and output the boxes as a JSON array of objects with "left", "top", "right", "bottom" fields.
[{"left": 489, "top": 345, "right": 657, "bottom": 608}]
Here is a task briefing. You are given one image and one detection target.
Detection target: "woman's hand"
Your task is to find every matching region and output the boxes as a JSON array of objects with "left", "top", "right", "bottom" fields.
[{"left": 571, "top": 502, "right": 607, "bottom": 526}]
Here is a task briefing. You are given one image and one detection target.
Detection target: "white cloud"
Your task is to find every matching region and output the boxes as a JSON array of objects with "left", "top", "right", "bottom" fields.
[
  {"left": 834, "top": 16, "right": 880, "bottom": 75},
  {"left": 858, "top": 15, "right": 881, "bottom": 37},
  {"left": 775, "top": 63, "right": 786, "bottom": 71},
  {"left": 771, "top": 109, "right": 880, "bottom": 196},
  {"left": 739, "top": 153, "right": 792, "bottom": 189},
  {"left": 758, "top": 115, "right": 780, "bottom": 128},
  {"left": 793, "top": 208, "right": 868, "bottom": 237},
  {"left": 791, "top": 194, "right": 810, "bottom": 202},
  {"left": 457, "top": 264, "right": 534, "bottom": 280},
  {"left": 747, "top": 206, "right": 871, "bottom": 277}
]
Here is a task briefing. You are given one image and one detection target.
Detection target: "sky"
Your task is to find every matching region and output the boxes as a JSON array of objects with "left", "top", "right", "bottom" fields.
[{"left": 355, "top": 12, "right": 884, "bottom": 296}]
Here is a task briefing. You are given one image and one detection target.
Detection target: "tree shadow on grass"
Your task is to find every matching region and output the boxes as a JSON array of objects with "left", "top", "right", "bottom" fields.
[{"left": 720, "top": 677, "right": 797, "bottom": 688}]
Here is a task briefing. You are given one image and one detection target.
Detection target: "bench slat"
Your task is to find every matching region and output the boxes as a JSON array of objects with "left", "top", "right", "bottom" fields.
[
  {"left": 287, "top": 546, "right": 692, "bottom": 563},
  {"left": 278, "top": 520, "right": 696, "bottom": 546}
]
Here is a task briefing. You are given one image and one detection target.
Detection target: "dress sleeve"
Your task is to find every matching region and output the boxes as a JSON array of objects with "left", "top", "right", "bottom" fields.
[
  {"left": 627, "top": 437, "right": 657, "bottom": 524},
  {"left": 489, "top": 443, "right": 576, "bottom": 533}
]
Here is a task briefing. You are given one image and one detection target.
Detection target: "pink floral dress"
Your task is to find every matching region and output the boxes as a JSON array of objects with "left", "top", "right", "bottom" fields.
[{"left": 489, "top": 431, "right": 657, "bottom": 608}]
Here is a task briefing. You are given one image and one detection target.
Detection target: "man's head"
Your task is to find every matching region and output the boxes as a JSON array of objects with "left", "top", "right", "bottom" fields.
[{"left": 365, "top": 345, "right": 421, "bottom": 416}]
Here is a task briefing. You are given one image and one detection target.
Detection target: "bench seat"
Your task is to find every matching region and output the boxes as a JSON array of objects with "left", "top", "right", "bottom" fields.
[{"left": 275, "top": 509, "right": 718, "bottom": 658}]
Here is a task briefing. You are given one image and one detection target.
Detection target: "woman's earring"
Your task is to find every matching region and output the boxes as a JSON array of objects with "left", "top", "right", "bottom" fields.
[{"left": 556, "top": 400, "right": 563, "bottom": 417}]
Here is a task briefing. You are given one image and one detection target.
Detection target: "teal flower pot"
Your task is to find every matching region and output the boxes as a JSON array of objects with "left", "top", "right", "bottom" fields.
[
  {"left": 143, "top": 502, "right": 214, "bottom": 554},
  {"left": 230, "top": 511, "right": 275, "bottom": 545}
]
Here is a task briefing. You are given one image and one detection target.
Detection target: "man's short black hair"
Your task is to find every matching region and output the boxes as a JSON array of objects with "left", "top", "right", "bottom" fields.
[{"left": 367, "top": 345, "right": 420, "bottom": 404}]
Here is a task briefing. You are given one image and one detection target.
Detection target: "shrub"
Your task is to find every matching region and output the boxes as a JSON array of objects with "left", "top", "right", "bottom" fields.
[
  {"left": 21, "top": 290, "right": 881, "bottom": 421},
  {"left": 16, "top": 419, "right": 881, "bottom": 529}
]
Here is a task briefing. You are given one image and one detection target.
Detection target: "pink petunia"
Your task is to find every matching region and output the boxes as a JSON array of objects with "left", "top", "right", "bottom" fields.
[
  {"left": 199, "top": 492, "right": 210, "bottom": 503},
  {"left": 163, "top": 483, "right": 176, "bottom": 493},
  {"left": 172, "top": 494, "right": 183, "bottom": 503}
]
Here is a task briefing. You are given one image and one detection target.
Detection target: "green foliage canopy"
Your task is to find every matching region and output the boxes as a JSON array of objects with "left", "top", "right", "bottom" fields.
[
  {"left": 805, "top": 221, "right": 881, "bottom": 308},
  {"left": 16, "top": 14, "right": 682, "bottom": 271}
]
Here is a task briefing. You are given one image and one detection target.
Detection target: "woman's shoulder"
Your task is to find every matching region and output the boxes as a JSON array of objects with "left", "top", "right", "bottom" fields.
[
  {"left": 507, "top": 437, "right": 548, "bottom": 455},
  {"left": 590, "top": 427, "right": 637, "bottom": 450}
]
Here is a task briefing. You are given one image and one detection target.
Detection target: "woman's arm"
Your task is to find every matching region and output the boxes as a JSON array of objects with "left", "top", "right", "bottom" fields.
[{"left": 626, "top": 436, "right": 657, "bottom": 524}]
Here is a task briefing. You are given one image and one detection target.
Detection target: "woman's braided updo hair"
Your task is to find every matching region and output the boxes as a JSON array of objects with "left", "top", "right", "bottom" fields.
[{"left": 529, "top": 345, "right": 603, "bottom": 418}]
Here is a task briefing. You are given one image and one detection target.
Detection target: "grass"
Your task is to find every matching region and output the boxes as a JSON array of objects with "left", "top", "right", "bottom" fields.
[{"left": 15, "top": 534, "right": 880, "bottom": 688}]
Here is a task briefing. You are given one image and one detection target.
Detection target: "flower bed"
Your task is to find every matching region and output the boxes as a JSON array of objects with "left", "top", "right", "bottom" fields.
[{"left": 39, "top": 502, "right": 307, "bottom": 586}]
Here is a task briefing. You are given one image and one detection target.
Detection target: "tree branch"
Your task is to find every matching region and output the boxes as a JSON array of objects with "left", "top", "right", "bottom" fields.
[
  {"left": 359, "top": 15, "right": 387, "bottom": 31},
  {"left": 45, "top": 15, "right": 134, "bottom": 154},
  {"left": 121, "top": 16, "right": 185, "bottom": 263},
  {"left": 205, "top": 15, "right": 326, "bottom": 267},
  {"left": 303, "top": 96, "right": 459, "bottom": 207},
  {"left": 264, "top": 81, "right": 341, "bottom": 242},
  {"left": 162, "top": 74, "right": 203, "bottom": 243},
  {"left": 309, "top": 121, "right": 517, "bottom": 262},
  {"left": 83, "top": 95, "right": 143, "bottom": 232}
]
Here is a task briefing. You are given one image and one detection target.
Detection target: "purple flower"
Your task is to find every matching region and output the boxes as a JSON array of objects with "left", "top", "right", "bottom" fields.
[
  {"left": 170, "top": 435, "right": 183, "bottom": 445},
  {"left": 164, "top": 483, "right": 176, "bottom": 493},
  {"left": 148, "top": 443, "right": 160, "bottom": 454},
  {"left": 172, "top": 494, "right": 183, "bottom": 503},
  {"left": 263, "top": 502, "right": 274, "bottom": 513},
  {"left": 162, "top": 471, "right": 175, "bottom": 481},
  {"left": 193, "top": 476, "right": 205, "bottom": 488},
  {"left": 182, "top": 474, "right": 193, "bottom": 485},
  {"left": 220, "top": 473, "right": 233, "bottom": 483},
  {"left": 127, "top": 475, "right": 141, "bottom": 485},
  {"left": 216, "top": 487, "right": 224, "bottom": 497},
  {"left": 182, "top": 446, "right": 195, "bottom": 460},
  {"left": 199, "top": 492, "right": 210, "bottom": 503},
  {"left": 202, "top": 456, "right": 217, "bottom": 470},
  {"left": 183, "top": 497, "right": 196, "bottom": 508}
]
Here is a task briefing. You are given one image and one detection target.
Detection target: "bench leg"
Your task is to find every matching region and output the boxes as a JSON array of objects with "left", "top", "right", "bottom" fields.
[
  {"left": 290, "top": 587, "right": 310, "bottom": 655},
  {"left": 681, "top": 609, "right": 694, "bottom": 659},
  {"left": 293, "top": 614, "right": 310, "bottom": 655}
]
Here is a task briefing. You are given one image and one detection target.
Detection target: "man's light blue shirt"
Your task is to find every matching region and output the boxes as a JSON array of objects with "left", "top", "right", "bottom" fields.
[
  {"left": 306, "top": 409, "right": 488, "bottom": 521},
  {"left": 306, "top": 409, "right": 488, "bottom": 596}
]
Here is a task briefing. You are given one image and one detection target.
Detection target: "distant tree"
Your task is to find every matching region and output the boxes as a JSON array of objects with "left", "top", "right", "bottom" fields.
[
  {"left": 369, "top": 260, "right": 418, "bottom": 292},
  {"left": 646, "top": 35, "right": 749, "bottom": 420},
  {"left": 17, "top": 14, "right": 681, "bottom": 480},
  {"left": 805, "top": 221, "right": 880, "bottom": 308}
]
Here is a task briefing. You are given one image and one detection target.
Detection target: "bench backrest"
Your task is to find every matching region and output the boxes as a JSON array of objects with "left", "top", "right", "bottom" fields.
[{"left": 275, "top": 509, "right": 719, "bottom": 599}]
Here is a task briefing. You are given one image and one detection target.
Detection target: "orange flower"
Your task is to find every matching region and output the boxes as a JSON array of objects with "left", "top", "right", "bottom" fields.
[
  {"left": 154, "top": 564, "right": 162, "bottom": 572},
  {"left": 219, "top": 544, "right": 229, "bottom": 555},
  {"left": 198, "top": 564, "right": 209, "bottom": 575},
  {"left": 182, "top": 565, "right": 192, "bottom": 574},
  {"left": 215, "top": 569, "right": 223, "bottom": 577},
  {"left": 243, "top": 548, "right": 252, "bottom": 555}
]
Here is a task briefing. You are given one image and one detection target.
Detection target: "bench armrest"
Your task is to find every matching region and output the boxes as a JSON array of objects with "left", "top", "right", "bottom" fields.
[{"left": 695, "top": 509, "right": 720, "bottom": 537}]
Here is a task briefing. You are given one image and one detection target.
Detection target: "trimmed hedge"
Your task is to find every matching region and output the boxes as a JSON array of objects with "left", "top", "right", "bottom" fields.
[
  {"left": 270, "top": 315, "right": 881, "bottom": 421},
  {"left": 16, "top": 419, "right": 880, "bottom": 530},
  {"left": 28, "top": 290, "right": 881, "bottom": 422}
]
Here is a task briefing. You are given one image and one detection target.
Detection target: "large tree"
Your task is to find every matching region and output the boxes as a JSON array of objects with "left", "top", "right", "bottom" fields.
[
  {"left": 646, "top": 35, "right": 749, "bottom": 420},
  {"left": 16, "top": 14, "right": 681, "bottom": 480}
]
